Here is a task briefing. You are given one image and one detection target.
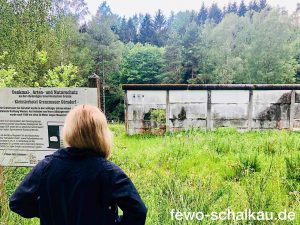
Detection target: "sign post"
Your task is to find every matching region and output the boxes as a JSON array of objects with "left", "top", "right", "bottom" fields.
[
  {"left": 88, "top": 73, "right": 101, "bottom": 110},
  {"left": 0, "top": 87, "right": 97, "bottom": 167},
  {"left": 0, "top": 166, "right": 3, "bottom": 206}
]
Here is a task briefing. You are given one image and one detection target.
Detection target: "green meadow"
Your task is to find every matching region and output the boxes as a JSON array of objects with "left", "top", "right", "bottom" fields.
[{"left": 1, "top": 124, "right": 300, "bottom": 224}]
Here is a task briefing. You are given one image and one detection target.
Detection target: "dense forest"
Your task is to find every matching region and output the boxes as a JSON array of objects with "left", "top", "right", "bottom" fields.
[{"left": 1, "top": 0, "right": 300, "bottom": 120}]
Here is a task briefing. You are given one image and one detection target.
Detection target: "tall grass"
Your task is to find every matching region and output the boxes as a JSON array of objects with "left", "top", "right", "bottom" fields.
[{"left": 1, "top": 125, "right": 300, "bottom": 224}]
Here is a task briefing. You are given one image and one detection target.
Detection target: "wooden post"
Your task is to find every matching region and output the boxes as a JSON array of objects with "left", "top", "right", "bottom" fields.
[
  {"left": 165, "top": 90, "right": 170, "bottom": 132},
  {"left": 88, "top": 73, "right": 101, "bottom": 110},
  {"left": 206, "top": 90, "right": 212, "bottom": 130},
  {"left": 102, "top": 77, "right": 106, "bottom": 115},
  {"left": 289, "top": 90, "right": 296, "bottom": 130},
  {"left": 102, "top": 55, "right": 106, "bottom": 115},
  {"left": 0, "top": 166, "right": 4, "bottom": 211},
  {"left": 248, "top": 90, "right": 253, "bottom": 130},
  {"left": 124, "top": 90, "right": 129, "bottom": 133}
]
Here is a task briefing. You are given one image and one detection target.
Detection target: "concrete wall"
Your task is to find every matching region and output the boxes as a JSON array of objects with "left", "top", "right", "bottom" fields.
[{"left": 124, "top": 88, "right": 298, "bottom": 135}]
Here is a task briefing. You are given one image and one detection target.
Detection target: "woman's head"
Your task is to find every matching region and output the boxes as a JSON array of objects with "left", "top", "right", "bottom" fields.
[{"left": 63, "top": 104, "right": 112, "bottom": 158}]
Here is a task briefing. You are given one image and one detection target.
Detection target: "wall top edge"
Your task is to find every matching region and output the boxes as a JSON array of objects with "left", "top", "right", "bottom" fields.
[{"left": 122, "top": 84, "right": 300, "bottom": 91}]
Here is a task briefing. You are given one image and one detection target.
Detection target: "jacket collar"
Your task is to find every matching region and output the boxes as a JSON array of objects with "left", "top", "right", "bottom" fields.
[{"left": 51, "top": 147, "right": 103, "bottom": 159}]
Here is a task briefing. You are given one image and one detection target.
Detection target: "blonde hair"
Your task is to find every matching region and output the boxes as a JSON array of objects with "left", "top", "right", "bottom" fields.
[{"left": 63, "top": 104, "right": 112, "bottom": 158}]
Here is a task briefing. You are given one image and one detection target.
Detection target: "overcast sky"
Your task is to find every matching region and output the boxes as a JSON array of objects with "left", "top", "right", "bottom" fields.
[{"left": 85, "top": 0, "right": 298, "bottom": 18}]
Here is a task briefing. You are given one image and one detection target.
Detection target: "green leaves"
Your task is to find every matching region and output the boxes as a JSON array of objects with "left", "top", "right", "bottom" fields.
[
  {"left": 186, "top": 10, "right": 299, "bottom": 84},
  {"left": 37, "top": 50, "right": 48, "bottom": 65},
  {"left": 0, "top": 68, "right": 15, "bottom": 88},
  {"left": 45, "top": 64, "right": 82, "bottom": 87},
  {"left": 0, "top": 1, "right": 93, "bottom": 88},
  {"left": 1, "top": 0, "right": 300, "bottom": 121},
  {"left": 0, "top": 51, "right": 15, "bottom": 87},
  {"left": 121, "top": 43, "right": 165, "bottom": 84}
]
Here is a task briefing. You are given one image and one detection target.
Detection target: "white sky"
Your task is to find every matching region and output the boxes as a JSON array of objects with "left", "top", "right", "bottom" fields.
[{"left": 85, "top": 0, "right": 298, "bottom": 18}]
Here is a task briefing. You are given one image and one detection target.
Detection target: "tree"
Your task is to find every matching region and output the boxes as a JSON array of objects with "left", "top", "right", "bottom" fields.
[
  {"left": 0, "top": 52, "right": 15, "bottom": 87},
  {"left": 153, "top": 9, "right": 168, "bottom": 46},
  {"left": 163, "top": 32, "right": 184, "bottom": 83},
  {"left": 96, "top": 1, "right": 112, "bottom": 18},
  {"left": 88, "top": 7, "right": 124, "bottom": 114},
  {"left": 249, "top": 1, "right": 260, "bottom": 12},
  {"left": 0, "top": 0, "right": 53, "bottom": 86},
  {"left": 42, "top": 15, "right": 93, "bottom": 86},
  {"left": 167, "top": 11, "right": 175, "bottom": 27},
  {"left": 297, "top": 3, "right": 300, "bottom": 13},
  {"left": 0, "top": 0, "right": 92, "bottom": 87},
  {"left": 192, "top": 10, "right": 298, "bottom": 84},
  {"left": 118, "top": 17, "right": 129, "bottom": 43},
  {"left": 45, "top": 63, "right": 82, "bottom": 87},
  {"left": 139, "top": 14, "right": 156, "bottom": 44},
  {"left": 243, "top": 10, "right": 297, "bottom": 83},
  {"left": 208, "top": 3, "right": 223, "bottom": 24},
  {"left": 121, "top": 43, "right": 164, "bottom": 84},
  {"left": 259, "top": 0, "right": 267, "bottom": 11},
  {"left": 50, "top": 0, "right": 89, "bottom": 22},
  {"left": 200, "top": 14, "right": 246, "bottom": 83},
  {"left": 226, "top": 2, "right": 238, "bottom": 14},
  {"left": 197, "top": 3, "right": 208, "bottom": 25},
  {"left": 181, "top": 22, "right": 201, "bottom": 82},
  {"left": 238, "top": 1, "right": 248, "bottom": 16},
  {"left": 225, "top": 2, "right": 232, "bottom": 14},
  {"left": 169, "top": 11, "right": 195, "bottom": 37},
  {"left": 1, "top": 0, "right": 299, "bottom": 122},
  {"left": 127, "top": 18, "right": 138, "bottom": 43}
]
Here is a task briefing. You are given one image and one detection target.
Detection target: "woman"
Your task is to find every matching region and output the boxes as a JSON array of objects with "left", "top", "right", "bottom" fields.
[{"left": 9, "top": 105, "right": 147, "bottom": 225}]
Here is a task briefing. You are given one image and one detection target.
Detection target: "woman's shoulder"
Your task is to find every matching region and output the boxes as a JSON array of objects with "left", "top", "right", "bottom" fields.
[
  {"left": 100, "top": 158, "right": 123, "bottom": 173},
  {"left": 43, "top": 148, "right": 122, "bottom": 172}
]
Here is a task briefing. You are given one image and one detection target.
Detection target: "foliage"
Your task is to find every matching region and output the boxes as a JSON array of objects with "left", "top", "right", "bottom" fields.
[
  {"left": 162, "top": 32, "right": 184, "bottom": 83},
  {"left": 0, "top": 0, "right": 300, "bottom": 120},
  {"left": 139, "top": 14, "right": 156, "bottom": 45},
  {"left": 186, "top": 10, "right": 298, "bottom": 84},
  {"left": 153, "top": 9, "right": 168, "bottom": 47},
  {"left": 208, "top": 3, "right": 223, "bottom": 24},
  {"left": 0, "top": 0, "right": 91, "bottom": 87},
  {"left": 45, "top": 64, "right": 83, "bottom": 87},
  {"left": 238, "top": 1, "right": 247, "bottom": 16},
  {"left": 0, "top": 68, "right": 14, "bottom": 88},
  {"left": 150, "top": 109, "right": 166, "bottom": 125},
  {"left": 197, "top": 3, "right": 208, "bottom": 25},
  {"left": 121, "top": 43, "right": 165, "bottom": 84},
  {"left": 50, "top": 0, "right": 89, "bottom": 21},
  {"left": 0, "top": 52, "right": 15, "bottom": 87},
  {"left": 87, "top": 7, "right": 124, "bottom": 116},
  {"left": 285, "top": 155, "right": 300, "bottom": 182}
]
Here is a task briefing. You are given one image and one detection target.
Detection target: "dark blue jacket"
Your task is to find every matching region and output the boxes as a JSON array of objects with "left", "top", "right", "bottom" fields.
[{"left": 9, "top": 147, "right": 147, "bottom": 225}]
